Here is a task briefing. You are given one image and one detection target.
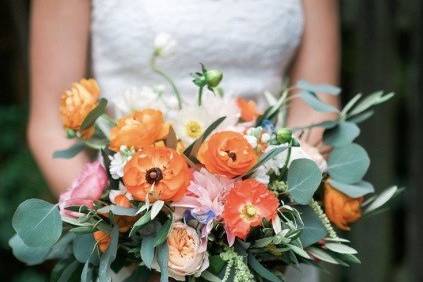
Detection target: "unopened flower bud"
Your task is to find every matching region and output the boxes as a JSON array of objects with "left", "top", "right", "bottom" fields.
[
  {"left": 276, "top": 128, "right": 292, "bottom": 144},
  {"left": 66, "top": 129, "right": 77, "bottom": 139},
  {"left": 205, "top": 70, "right": 223, "bottom": 88}
]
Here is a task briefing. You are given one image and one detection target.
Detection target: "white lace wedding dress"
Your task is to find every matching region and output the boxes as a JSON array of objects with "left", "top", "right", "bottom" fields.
[{"left": 91, "top": 0, "right": 318, "bottom": 281}]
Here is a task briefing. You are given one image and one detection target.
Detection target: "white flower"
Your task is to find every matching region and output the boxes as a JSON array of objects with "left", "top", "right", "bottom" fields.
[
  {"left": 154, "top": 33, "right": 177, "bottom": 57},
  {"left": 244, "top": 135, "right": 258, "bottom": 148},
  {"left": 108, "top": 146, "right": 135, "bottom": 179},
  {"left": 170, "top": 93, "right": 240, "bottom": 145}
]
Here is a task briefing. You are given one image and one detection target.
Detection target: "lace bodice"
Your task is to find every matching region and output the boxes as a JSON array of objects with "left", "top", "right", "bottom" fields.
[{"left": 91, "top": 0, "right": 304, "bottom": 100}]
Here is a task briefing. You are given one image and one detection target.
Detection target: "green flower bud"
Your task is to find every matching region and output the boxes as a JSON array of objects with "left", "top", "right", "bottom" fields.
[
  {"left": 276, "top": 128, "right": 292, "bottom": 144},
  {"left": 66, "top": 128, "right": 77, "bottom": 139},
  {"left": 205, "top": 70, "right": 223, "bottom": 88}
]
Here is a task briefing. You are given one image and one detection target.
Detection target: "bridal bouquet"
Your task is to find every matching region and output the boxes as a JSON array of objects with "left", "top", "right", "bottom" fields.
[{"left": 10, "top": 34, "right": 401, "bottom": 282}]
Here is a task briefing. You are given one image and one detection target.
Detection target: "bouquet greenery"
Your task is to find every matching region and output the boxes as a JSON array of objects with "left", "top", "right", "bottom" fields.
[{"left": 10, "top": 34, "right": 401, "bottom": 282}]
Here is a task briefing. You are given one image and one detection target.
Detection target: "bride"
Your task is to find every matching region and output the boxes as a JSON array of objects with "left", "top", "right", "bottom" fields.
[{"left": 28, "top": 0, "right": 340, "bottom": 281}]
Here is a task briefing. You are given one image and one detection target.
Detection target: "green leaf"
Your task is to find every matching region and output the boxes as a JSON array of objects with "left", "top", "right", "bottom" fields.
[
  {"left": 325, "top": 243, "right": 358, "bottom": 254},
  {"left": 80, "top": 98, "right": 108, "bottom": 131},
  {"left": 157, "top": 243, "right": 169, "bottom": 282},
  {"left": 53, "top": 142, "right": 85, "bottom": 159},
  {"left": 12, "top": 199, "right": 62, "bottom": 247},
  {"left": 297, "top": 80, "right": 341, "bottom": 95},
  {"left": 57, "top": 260, "right": 81, "bottom": 282},
  {"left": 154, "top": 218, "right": 172, "bottom": 247},
  {"left": 348, "top": 91, "right": 394, "bottom": 117},
  {"left": 256, "top": 89, "right": 288, "bottom": 125},
  {"left": 129, "top": 210, "right": 152, "bottom": 237},
  {"left": 328, "top": 179, "right": 374, "bottom": 198},
  {"left": 287, "top": 244, "right": 312, "bottom": 259},
  {"left": 328, "top": 144, "right": 370, "bottom": 184},
  {"left": 184, "top": 116, "right": 226, "bottom": 157},
  {"left": 323, "top": 122, "right": 360, "bottom": 147},
  {"left": 201, "top": 271, "right": 222, "bottom": 282},
  {"left": 341, "top": 93, "right": 362, "bottom": 116},
  {"left": 98, "top": 226, "right": 119, "bottom": 282},
  {"left": 208, "top": 255, "right": 226, "bottom": 274},
  {"left": 151, "top": 200, "right": 164, "bottom": 220},
  {"left": 347, "top": 110, "right": 374, "bottom": 124},
  {"left": 299, "top": 206, "right": 327, "bottom": 247},
  {"left": 307, "top": 247, "right": 339, "bottom": 264},
  {"left": 299, "top": 91, "right": 339, "bottom": 113},
  {"left": 73, "top": 234, "right": 97, "bottom": 263},
  {"left": 47, "top": 233, "right": 75, "bottom": 260},
  {"left": 9, "top": 234, "right": 51, "bottom": 265},
  {"left": 97, "top": 205, "right": 138, "bottom": 216},
  {"left": 244, "top": 145, "right": 287, "bottom": 177},
  {"left": 287, "top": 159, "right": 322, "bottom": 204},
  {"left": 248, "top": 253, "right": 281, "bottom": 282},
  {"left": 365, "top": 186, "right": 398, "bottom": 214},
  {"left": 294, "top": 120, "right": 338, "bottom": 131},
  {"left": 80, "top": 260, "right": 93, "bottom": 282},
  {"left": 141, "top": 236, "right": 155, "bottom": 269}
]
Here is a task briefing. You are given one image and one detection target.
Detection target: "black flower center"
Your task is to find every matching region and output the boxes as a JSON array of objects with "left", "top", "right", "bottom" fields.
[
  {"left": 226, "top": 151, "right": 237, "bottom": 161},
  {"left": 145, "top": 167, "right": 163, "bottom": 184}
]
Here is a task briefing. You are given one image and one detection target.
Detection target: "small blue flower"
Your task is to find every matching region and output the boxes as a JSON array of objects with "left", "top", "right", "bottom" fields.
[
  {"left": 185, "top": 209, "right": 216, "bottom": 224},
  {"left": 261, "top": 119, "right": 275, "bottom": 133}
]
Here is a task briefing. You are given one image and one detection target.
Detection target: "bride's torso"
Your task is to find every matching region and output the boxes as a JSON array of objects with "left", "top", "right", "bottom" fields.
[{"left": 91, "top": 0, "right": 304, "bottom": 100}]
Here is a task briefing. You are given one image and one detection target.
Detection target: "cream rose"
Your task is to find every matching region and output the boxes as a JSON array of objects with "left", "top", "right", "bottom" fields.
[{"left": 165, "top": 222, "right": 209, "bottom": 281}]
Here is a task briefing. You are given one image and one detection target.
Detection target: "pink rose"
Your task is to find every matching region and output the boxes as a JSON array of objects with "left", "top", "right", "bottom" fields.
[{"left": 59, "top": 161, "right": 108, "bottom": 217}]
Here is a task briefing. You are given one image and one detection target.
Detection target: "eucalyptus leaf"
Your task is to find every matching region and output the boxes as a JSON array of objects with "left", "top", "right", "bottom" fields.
[
  {"left": 157, "top": 243, "right": 169, "bottom": 282},
  {"left": 248, "top": 253, "right": 281, "bottom": 282},
  {"left": 328, "top": 179, "right": 374, "bottom": 198},
  {"left": 287, "top": 159, "right": 322, "bottom": 204},
  {"left": 201, "top": 271, "right": 222, "bottom": 282},
  {"left": 325, "top": 243, "right": 358, "bottom": 254},
  {"left": 287, "top": 244, "right": 312, "bottom": 259},
  {"left": 53, "top": 142, "right": 85, "bottom": 159},
  {"left": 347, "top": 110, "right": 375, "bottom": 124},
  {"left": 298, "top": 206, "right": 327, "bottom": 247},
  {"left": 12, "top": 199, "right": 62, "bottom": 247},
  {"left": 348, "top": 91, "right": 394, "bottom": 116},
  {"left": 9, "top": 234, "right": 51, "bottom": 265},
  {"left": 365, "top": 186, "right": 398, "bottom": 214},
  {"left": 297, "top": 80, "right": 341, "bottom": 95},
  {"left": 328, "top": 144, "right": 370, "bottom": 184},
  {"left": 73, "top": 234, "right": 97, "bottom": 263},
  {"left": 341, "top": 93, "right": 362, "bottom": 116},
  {"left": 141, "top": 236, "right": 155, "bottom": 269},
  {"left": 80, "top": 98, "right": 108, "bottom": 131},
  {"left": 47, "top": 233, "right": 76, "bottom": 260},
  {"left": 307, "top": 247, "right": 339, "bottom": 264},
  {"left": 323, "top": 122, "right": 360, "bottom": 147},
  {"left": 109, "top": 205, "right": 138, "bottom": 216},
  {"left": 299, "top": 91, "right": 339, "bottom": 113},
  {"left": 129, "top": 210, "right": 152, "bottom": 237},
  {"left": 154, "top": 218, "right": 172, "bottom": 247},
  {"left": 57, "top": 260, "right": 81, "bottom": 282},
  {"left": 98, "top": 226, "right": 119, "bottom": 282}
]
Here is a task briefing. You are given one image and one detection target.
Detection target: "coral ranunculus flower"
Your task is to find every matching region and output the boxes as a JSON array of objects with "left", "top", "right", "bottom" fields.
[
  {"left": 222, "top": 179, "right": 279, "bottom": 240},
  {"left": 123, "top": 146, "right": 191, "bottom": 202},
  {"left": 323, "top": 181, "right": 363, "bottom": 231},
  {"left": 93, "top": 231, "right": 111, "bottom": 253},
  {"left": 237, "top": 97, "right": 260, "bottom": 122},
  {"left": 197, "top": 131, "right": 257, "bottom": 178},
  {"left": 60, "top": 79, "right": 100, "bottom": 138},
  {"left": 109, "top": 109, "right": 169, "bottom": 152}
]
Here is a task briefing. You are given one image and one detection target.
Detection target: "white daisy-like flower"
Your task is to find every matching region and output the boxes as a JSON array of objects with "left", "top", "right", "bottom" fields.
[
  {"left": 108, "top": 146, "right": 135, "bottom": 180},
  {"left": 170, "top": 93, "right": 240, "bottom": 146},
  {"left": 154, "top": 33, "right": 177, "bottom": 57}
]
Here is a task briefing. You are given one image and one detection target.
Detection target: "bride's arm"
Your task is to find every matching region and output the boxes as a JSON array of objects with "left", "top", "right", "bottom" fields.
[
  {"left": 28, "top": 0, "right": 90, "bottom": 196},
  {"left": 287, "top": 0, "right": 340, "bottom": 148}
]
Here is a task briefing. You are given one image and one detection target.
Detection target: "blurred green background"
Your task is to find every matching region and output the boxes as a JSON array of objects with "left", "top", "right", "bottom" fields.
[{"left": 0, "top": 1, "right": 422, "bottom": 281}]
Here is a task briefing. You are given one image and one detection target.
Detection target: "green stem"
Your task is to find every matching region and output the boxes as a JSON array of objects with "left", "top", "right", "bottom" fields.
[
  {"left": 197, "top": 86, "right": 204, "bottom": 106},
  {"left": 149, "top": 55, "right": 183, "bottom": 109}
]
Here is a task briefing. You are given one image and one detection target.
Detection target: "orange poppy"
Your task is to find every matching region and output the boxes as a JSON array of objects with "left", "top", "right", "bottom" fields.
[
  {"left": 93, "top": 230, "right": 111, "bottom": 253},
  {"left": 197, "top": 131, "right": 257, "bottom": 178},
  {"left": 123, "top": 146, "right": 191, "bottom": 202},
  {"left": 237, "top": 97, "right": 261, "bottom": 122},
  {"left": 109, "top": 109, "right": 169, "bottom": 152},
  {"left": 222, "top": 179, "right": 279, "bottom": 240},
  {"left": 323, "top": 181, "right": 363, "bottom": 231}
]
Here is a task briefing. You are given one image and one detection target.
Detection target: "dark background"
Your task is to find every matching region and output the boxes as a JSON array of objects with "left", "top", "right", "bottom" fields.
[{"left": 0, "top": 1, "right": 422, "bottom": 281}]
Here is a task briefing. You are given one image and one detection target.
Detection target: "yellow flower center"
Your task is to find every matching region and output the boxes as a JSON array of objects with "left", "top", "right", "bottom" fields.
[
  {"left": 241, "top": 203, "right": 258, "bottom": 220},
  {"left": 185, "top": 120, "right": 203, "bottom": 138}
]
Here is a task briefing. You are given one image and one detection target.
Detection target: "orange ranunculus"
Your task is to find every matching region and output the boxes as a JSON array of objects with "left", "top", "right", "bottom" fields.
[
  {"left": 123, "top": 146, "right": 191, "bottom": 202},
  {"left": 93, "top": 230, "right": 111, "bottom": 253},
  {"left": 197, "top": 131, "right": 257, "bottom": 178},
  {"left": 222, "top": 179, "right": 279, "bottom": 240},
  {"left": 60, "top": 79, "right": 100, "bottom": 138},
  {"left": 323, "top": 181, "right": 364, "bottom": 231},
  {"left": 237, "top": 97, "right": 261, "bottom": 122},
  {"left": 109, "top": 109, "right": 169, "bottom": 152}
]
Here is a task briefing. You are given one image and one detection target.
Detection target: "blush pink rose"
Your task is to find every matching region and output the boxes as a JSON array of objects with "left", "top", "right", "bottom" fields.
[{"left": 59, "top": 161, "right": 108, "bottom": 217}]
